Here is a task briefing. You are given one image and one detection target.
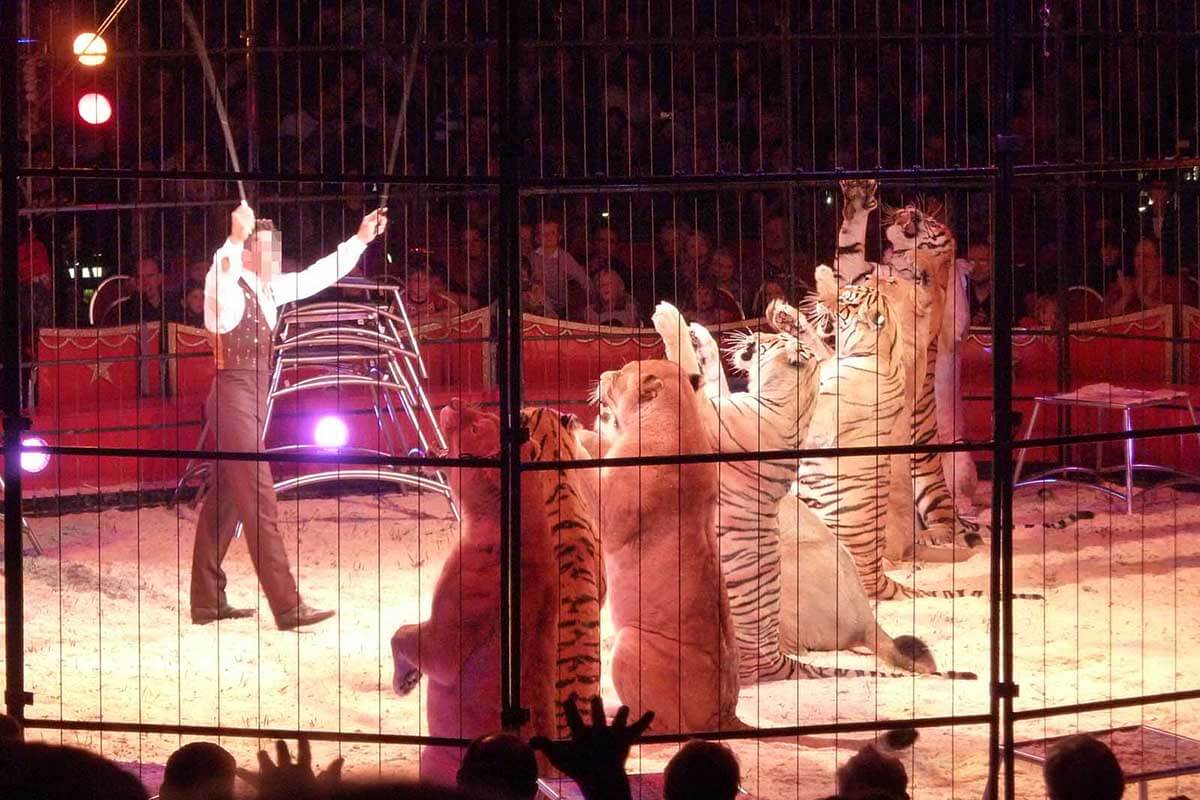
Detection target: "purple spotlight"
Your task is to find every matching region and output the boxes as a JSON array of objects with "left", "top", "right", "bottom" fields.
[
  {"left": 20, "top": 437, "right": 51, "bottom": 474},
  {"left": 313, "top": 416, "right": 349, "bottom": 449}
]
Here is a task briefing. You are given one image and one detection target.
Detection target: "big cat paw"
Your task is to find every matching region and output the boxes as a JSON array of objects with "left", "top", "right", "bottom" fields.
[{"left": 393, "top": 667, "right": 422, "bottom": 696}]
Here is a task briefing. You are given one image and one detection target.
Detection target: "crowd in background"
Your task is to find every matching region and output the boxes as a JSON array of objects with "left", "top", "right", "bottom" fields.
[{"left": 11, "top": 0, "right": 1200, "bottom": 350}]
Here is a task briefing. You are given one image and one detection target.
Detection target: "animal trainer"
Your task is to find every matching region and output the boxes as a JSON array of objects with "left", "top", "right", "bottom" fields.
[{"left": 190, "top": 201, "right": 388, "bottom": 629}]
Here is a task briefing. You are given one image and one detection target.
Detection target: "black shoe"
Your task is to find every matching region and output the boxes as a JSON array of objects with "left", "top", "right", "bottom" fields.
[
  {"left": 192, "top": 604, "right": 256, "bottom": 624},
  {"left": 276, "top": 603, "right": 335, "bottom": 630}
]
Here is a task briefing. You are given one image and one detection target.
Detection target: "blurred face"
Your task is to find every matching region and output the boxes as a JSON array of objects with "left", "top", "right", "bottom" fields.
[
  {"left": 244, "top": 230, "right": 282, "bottom": 280},
  {"left": 711, "top": 252, "right": 735, "bottom": 282},
  {"left": 685, "top": 232, "right": 711, "bottom": 264},
  {"left": 538, "top": 222, "right": 561, "bottom": 251},
  {"left": 591, "top": 228, "right": 620, "bottom": 258},
  {"left": 462, "top": 228, "right": 485, "bottom": 259},
  {"left": 596, "top": 270, "right": 625, "bottom": 304},
  {"left": 136, "top": 259, "right": 162, "bottom": 297},
  {"left": 1036, "top": 297, "right": 1057, "bottom": 328},
  {"left": 185, "top": 287, "right": 204, "bottom": 314},
  {"left": 658, "top": 222, "right": 682, "bottom": 258},
  {"left": 696, "top": 284, "right": 715, "bottom": 310},
  {"left": 763, "top": 217, "right": 787, "bottom": 251},
  {"left": 1100, "top": 242, "right": 1121, "bottom": 267},
  {"left": 967, "top": 243, "right": 992, "bottom": 283},
  {"left": 1133, "top": 239, "right": 1161, "bottom": 277},
  {"left": 406, "top": 271, "right": 431, "bottom": 302}
]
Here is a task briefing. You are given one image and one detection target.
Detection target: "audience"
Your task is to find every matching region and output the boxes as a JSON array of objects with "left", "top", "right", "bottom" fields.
[
  {"left": 1043, "top": 734, "right": 1125, "bottom": 800},
  {"left": 128, "top": 257, "right": 181, "bottom": 324},
  {"left": 181, "top": 281, "right": 207, "bottom": 328},
  {"left": 529, "top": 220, "right": 592, "bottom": 320},
  {"left": 1105, "top": 236, "right": 1166, "bottom": 316},
  {"left": 663, "top": 740, "right": 741, "bottom": 800},
  {"left": 835, "top": 744, "right": 910, "bottom": 800},
  {"left": 585, "top": 269, "right": 640, "bottom": 327},
  {"left": 158, "top": 742, "right": 237, "bottom": 800},
  {"left": 456, "top": 734, "right": 538, "bottom": 800}
]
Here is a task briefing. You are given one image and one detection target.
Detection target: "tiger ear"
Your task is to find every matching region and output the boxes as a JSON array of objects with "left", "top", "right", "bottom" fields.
[
  {"left": 639, "top": 375, "right": 663, "bottom": 403},
  {"left": 560, "top": 412, "right": 580, "bottom": 430}
]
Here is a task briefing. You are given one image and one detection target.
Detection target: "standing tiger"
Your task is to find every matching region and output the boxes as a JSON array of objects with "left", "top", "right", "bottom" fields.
[
  {"left": 520, "top": 406, "right": 605, "bottom": 738},
  {"left": 772, "top": 179, "right": 1087, "bottom": 562},
  {"left": 651, "top": 301, "right": 969, "bottom": 681}
]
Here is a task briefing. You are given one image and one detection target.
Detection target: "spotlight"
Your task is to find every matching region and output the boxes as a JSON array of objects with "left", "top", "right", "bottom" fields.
[
  {"left": 78, "top": 93, "right": 113, "bottom": 125},
  {"left": 73, "top": 32, "right": 108, "bottom": 67},
  {"left": 20, "top": 437, "right": 51, "bottom": 474},
  {"left": 313, "top": 416, "right": 349, "bottom": 449}
]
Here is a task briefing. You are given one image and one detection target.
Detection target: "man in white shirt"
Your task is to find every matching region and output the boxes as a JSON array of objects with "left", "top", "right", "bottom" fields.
[{"left": 192, "top": 201, "right": 387, "bottom": 629}]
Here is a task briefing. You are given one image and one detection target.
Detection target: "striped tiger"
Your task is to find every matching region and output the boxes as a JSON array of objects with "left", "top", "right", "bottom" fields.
[
  {"left": 520, "top": 407, "right": 605, "bottom": 740},
  {"left": 652, "top": 301, "right": 974, "bottom": 682}
]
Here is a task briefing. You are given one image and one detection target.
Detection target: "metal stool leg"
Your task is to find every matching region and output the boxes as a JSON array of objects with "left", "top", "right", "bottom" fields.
[
  {"left": 1013, "top": 400, "right": 1042, "bottom": 484},
  {"left": 1123, "top": 408, "right": 1135, "bottom": 515}
]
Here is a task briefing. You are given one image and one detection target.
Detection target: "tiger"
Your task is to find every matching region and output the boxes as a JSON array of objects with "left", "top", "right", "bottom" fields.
[
  {"left": 652, "top": 301, "right": 974, "bottom": 682},
  {"left": 773, "top": 179, "right": 1090, "bottom": 562},
  {"left": 519, "top": 406, "right": 605, "bottom": 738}
]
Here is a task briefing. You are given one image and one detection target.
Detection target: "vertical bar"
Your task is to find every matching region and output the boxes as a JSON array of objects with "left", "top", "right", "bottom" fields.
[
  {"left": 991, "top": 0, "right": 1018, "bottom": 797},
  {"left": 244, "top": 0, "right": 257, "bottom": 175},
  {"left": 1, "top": 0, "right": 28, "bottom": 723},
  {"left": 497, "top": 0, "right": 526, "bottom": 730}
]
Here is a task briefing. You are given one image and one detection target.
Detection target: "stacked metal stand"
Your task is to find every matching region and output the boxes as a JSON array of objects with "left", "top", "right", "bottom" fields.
[{"left": 176, "top": 277, "right": 458, "bottom": 519}]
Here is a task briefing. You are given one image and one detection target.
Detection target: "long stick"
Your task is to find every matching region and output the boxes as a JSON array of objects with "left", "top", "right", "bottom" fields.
[
  {"left": 379, "top": 0, "right": 430, "bottom": 209},
  {"left": 179, "top": 0, "right": 246, "bottom": 204}
]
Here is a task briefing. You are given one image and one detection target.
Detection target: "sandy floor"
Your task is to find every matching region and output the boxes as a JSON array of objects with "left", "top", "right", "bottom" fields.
[{"left": 5, "top": 478, "right": 1200, "bottom": 799}]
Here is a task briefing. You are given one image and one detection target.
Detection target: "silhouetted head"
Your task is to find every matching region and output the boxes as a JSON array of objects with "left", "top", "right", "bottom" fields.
[
  {"left": 456, "top": 734, "right": 538, "bottom": 800},
  {"left": 160, "top": 742, "right": 236, "bottom": 800},
  {"left": 837, "top": 744, "right": 909, "bottom": 800},
  {"left": 663, "top": 740, "right": 740, "bottom": 800},
  {"left": 1043, "top": 735, "right": 1125, "bottom": 800}
]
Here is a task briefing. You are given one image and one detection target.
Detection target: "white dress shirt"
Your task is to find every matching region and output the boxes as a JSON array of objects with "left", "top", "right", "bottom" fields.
[{"left": 204, "top": 235, "right": 368, "bottom": 334}]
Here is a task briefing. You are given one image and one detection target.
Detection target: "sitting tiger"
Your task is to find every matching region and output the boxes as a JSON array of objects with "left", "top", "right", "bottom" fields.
[
  {"left": 520, "top": 406, "right": 605, "bottom": 737},
  {"left": 651, "top": 301, "right": 971, "bottom": 682}
]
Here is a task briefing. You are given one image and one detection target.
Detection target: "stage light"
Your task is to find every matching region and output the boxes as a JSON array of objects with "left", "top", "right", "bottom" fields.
[
  {"left": 73, "top": 32, "right": 108, "bottom": 66},
  {"left": 78, "top": 93, "right": 113, "bottom": 125},
  {"left": 314, "top": 416, "right": 349, "bottom": 449},
  {"left": 20, "top": 437, "right": 51, "bottom": 474}
]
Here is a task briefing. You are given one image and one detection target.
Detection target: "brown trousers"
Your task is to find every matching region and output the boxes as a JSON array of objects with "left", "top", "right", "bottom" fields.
[{"left": 190, "top": 370, "right": 300, "bottom": 618}]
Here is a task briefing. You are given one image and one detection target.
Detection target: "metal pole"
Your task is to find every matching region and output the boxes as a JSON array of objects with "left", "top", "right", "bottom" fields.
[
  {"left": 1, "top": 0, "right": 31, "bottom": 724},
  {"left": 243, "top": 0, "right": 257, "bottom": 176},
  {"left": 497, "top": 0, "right": 527, "bottom": 731},
  {"left": 990, "top": 0, "right": 1019, "bottom": 796}
]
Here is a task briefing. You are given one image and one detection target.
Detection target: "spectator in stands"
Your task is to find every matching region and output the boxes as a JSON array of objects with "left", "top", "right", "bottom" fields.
[
  {"left": 682, "top": 229, "right": 714, "bottom": 295},
  {"left": 529, "top": 219, "right": 591, "bottom": 320},
  {"left": 402, "top": 268, "right": 462, "bottom": 326},
  {"left": 17, "top": 225, "right": 54, "bottom": 386},
  {"left": 687, "top": 281, "right": 741, "bottom": 327},
  {"left": 753, "top": 215, "right": 811, "bottom": 297},
  {"left": 446, "top": 226, "right": 493, "bottom": 310},
  {"left": 456, "top": 734, "right": 539, "bottom": 800},
  {"left": 752, "top": 278, "right": 788, "bottom": 317},
  {"left": 652, "top": 219, "right": 693, "bottom": 306},
  {"left": 836, "top": 743, "right": 910, "bottom": 800},
  {"left": 518, "top": 255, "right": 557, "bottom": 318},
  {"left": 518, "top": 224, "right": 534, "bottom": 260},
  {"left": 965, "top": 241, "right": 993, "bottom": 326},
  {"left": 707, "top": 247, "right": 748, "bottom": 317},
  {"left": 1105, "top": 236, "right": 1164, "bottom": 316},
  {"left": 1043, "top": 734, "right": 1125, "bottom": 800},
  {"left": 129, "top": 257, "right": 181, "bottom": 324},
  {"left": 158, "top": 741, "right": 236, "bottom": 800},
  {"left": 182, "top": 281, "right": 206, "bottom": 328},
  {"left": 586, "top": 224, "right": 626, "bottom": 276},
  {"left": 585, "top": 269, "right": 639, "bottom": 327},
  {"left": 663, "top": 740, "right": 740, "bottom": 800}
]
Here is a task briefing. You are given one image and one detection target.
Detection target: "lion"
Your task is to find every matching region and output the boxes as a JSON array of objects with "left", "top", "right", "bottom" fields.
[{"left": 591, "top": 359, "right": 743, "bottom": 733}]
